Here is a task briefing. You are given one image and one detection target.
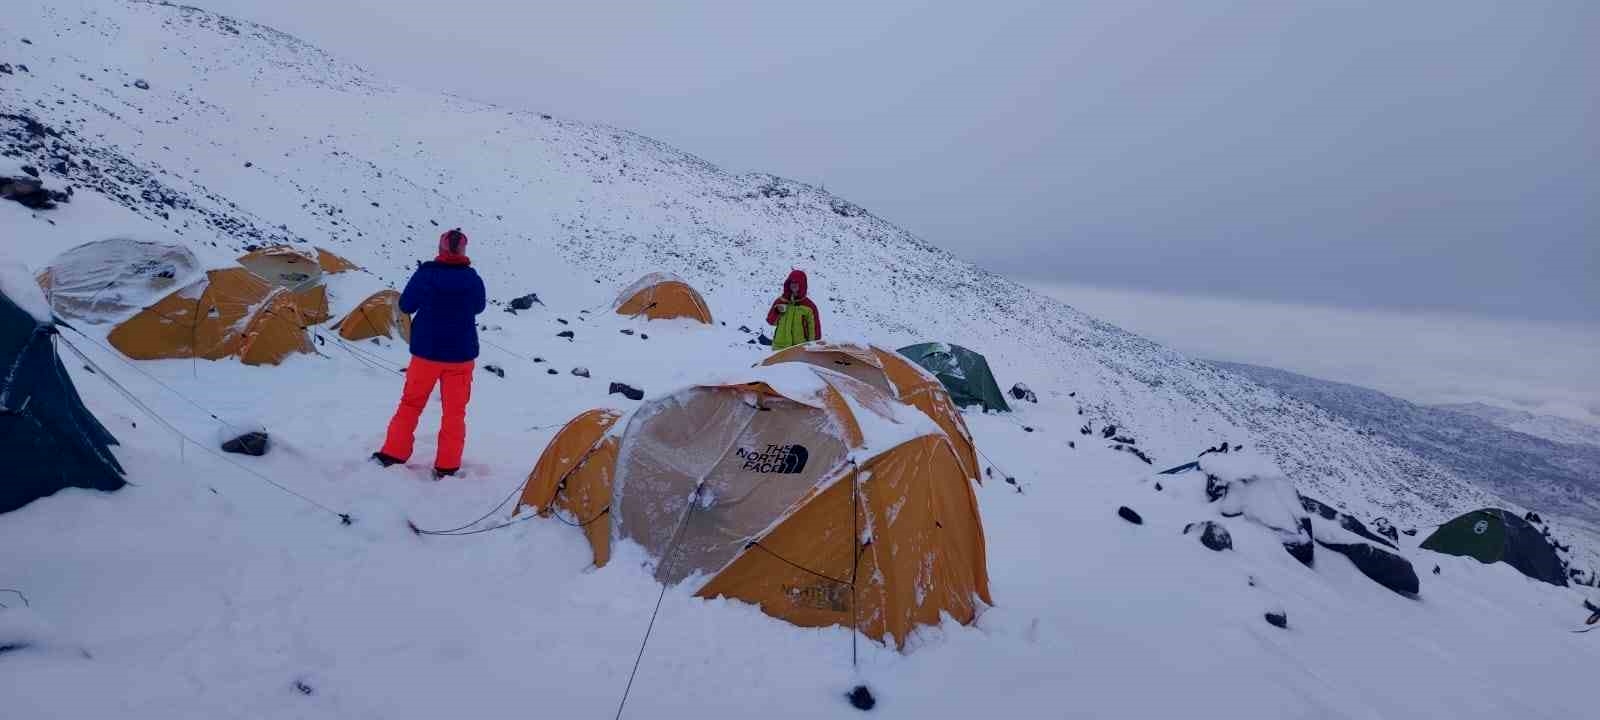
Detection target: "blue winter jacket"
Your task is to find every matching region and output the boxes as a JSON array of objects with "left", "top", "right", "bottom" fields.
[{"left": 399, "top": 260, "right": 487, "bottom": 363}]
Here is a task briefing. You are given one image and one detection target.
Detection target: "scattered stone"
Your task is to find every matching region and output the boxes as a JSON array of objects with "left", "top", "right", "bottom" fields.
[
  {"left": 293, "top": 680, "right": 315, "bottom": 696},
  {"left": 19, "top": 165, "right": 38, "bottom": 178},
  {"left": 1022, "top": 426, "right": 1034, "bottom": 433},
  {"left": 243, "top": 161, "right": 253, "bottom": 168},
  {"left": 1, "top": 175, "right": 66, "bottom": 209},
  {"left": 0, "top": 64, "right": 11, "bottom": 76},
  {"left": 1264, "top": 611, "right": 1288, "bottom": 629},
  {"left": 738, "top": 325, "right": 752, "bottom": 333},
  {"left": 482, "top": 364, "right": 505, "bottom": 378},
  {"left": 133, "top": 79, "right": 150, "bottom": 90},
  {"left": 1101, "top": 424, "right": 1117, "bottom": 439},
  {"left": 1184, "top": 521, "right": 1233, "bottom": 551},
  {"left": 1402, "top": 528, "right": 1418, "bottom": 536},
  {"left": 640, "top": 333, "right": 648, "bottom": 340},
  {"left": 1373, "top": 517, "right": 1399, "bottom": 543},
  {"left": 532, "top": 356, "right": 545, "bottom": 363},
  {"left": 1152, "top": 481, "right": 1160, "bottom": 491},
  {"left": 571, "top": 367, "right": 590, "bottom": 378},
  {"left": 609, "top": 382, "right": 644, "bottom": 401},
  {"left": 1010, "top": 383, "right": 1038, "bottom": 403},
  {"left": 22, "top": 38, "right": 33, "bottom": 45},
  {"left": 1117, "top": 506, "right": 1143, "bottom": 525},
  {"left": 846, "top": 685, "right": 876, "bottom": 711},
  {"left": 620, "top": 328, "right": 634, "bottom": 336},
  {"left": 557, "top": 318, "right": 569, "bottom": 325},
  {"left": 221, "top": 431, "right": 269, "bottom": 457},
  {"left": 557, "top": 330, "right": 574, "bottom": 340},
  {"left": 546, "top": 368, "right": 558, "bottom": 375},
  {"left": 1525, "top": 511, "right": 1543, "bottom": 524},
  {"left": 757, "top": 333, "right": 772, "bottom": 346},
  {"left": 508, "top": 293, "right": 542, "bottom": 310},
  {"left": 1432, "top": 565, "right": 1441, "bottom": 575}
]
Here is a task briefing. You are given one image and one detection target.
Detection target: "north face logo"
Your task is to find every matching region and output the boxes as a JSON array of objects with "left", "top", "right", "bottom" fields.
[{"left": 737, "top": 444, "right": 809, "bottom": 474}]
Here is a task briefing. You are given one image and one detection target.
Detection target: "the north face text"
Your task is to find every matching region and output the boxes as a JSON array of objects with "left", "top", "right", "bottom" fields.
[{"left": 737, "top": 444, "right": 809, "bottom": 474}]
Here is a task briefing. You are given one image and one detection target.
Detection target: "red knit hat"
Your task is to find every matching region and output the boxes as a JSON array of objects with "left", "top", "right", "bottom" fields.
[{"left": 438, "top": 228, "right": 468, "bottom": 256}]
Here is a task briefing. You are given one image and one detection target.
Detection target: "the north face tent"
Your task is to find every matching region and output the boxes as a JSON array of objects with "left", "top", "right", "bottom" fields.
[
  {"left": 898, "top": 342, "right": 1010, "bottom": 413},
  {"left": 108, "top": 268, "right": 314, "bottom": 366},
  {"left": 516, "top": 364, "right": 991, "bottom": 647},
  {"left": 761, "top": 341, "right": 981, "bottom": 482},
  {"left": 613, "top": 272, "right": 713, "bottom": 324},
  {"left": 36, "top": 237, "right": 203, "bottom": 324},
  {"left": 335, "top": 289, "right": 411, "bottom": 343},
  {"left": 237, "top": 245, "right": 358, "bottom": 325},
  {"left": 1, "top": 270, "right": 126, "bottom": 514},
  {"left": 1421, "top": 508, "right": 1568, "bottom": 586}
]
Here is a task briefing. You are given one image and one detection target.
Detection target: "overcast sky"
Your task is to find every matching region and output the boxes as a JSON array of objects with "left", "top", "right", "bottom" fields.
[{"left": 197, "top": 0, "right": 1597, "bottom": 323}]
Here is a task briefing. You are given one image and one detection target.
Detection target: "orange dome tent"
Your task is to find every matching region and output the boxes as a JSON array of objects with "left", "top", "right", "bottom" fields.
[
  {"left": 762, "top": 341, "right": 982, "bottom": 482},
  {"left": 237, "top": 245, "right": 359, "bottom": 325},
  {"left": 515, "top": 408, "right": 624, "bottom": 566},
  {"left": 35, "top": 238, "right": 204, "bottom": 325},
  {"left": 107, "top": 268, "right": 314, "bottom": 366},
  {"left": 517, "top": 364, "right": 991, "bottom": 648},
  {"left": 613, "top": 272, "right": 713, "bottom": 323},
  {"left": 335, "top": 289, "right": 411, "bottom": 343}
]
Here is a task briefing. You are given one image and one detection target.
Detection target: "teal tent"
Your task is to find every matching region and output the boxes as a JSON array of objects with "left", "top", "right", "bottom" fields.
[
  {"left": 897, "top": 343, "right": 1010, "bottom": 413},
  {"left": 1, "top": 284, "right": 126, "bottom": 514}
]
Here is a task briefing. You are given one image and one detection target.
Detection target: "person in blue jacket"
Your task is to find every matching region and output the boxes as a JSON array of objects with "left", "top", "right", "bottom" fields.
[{"left": 372, "top": 228, "right": 487, "bottom": 478}]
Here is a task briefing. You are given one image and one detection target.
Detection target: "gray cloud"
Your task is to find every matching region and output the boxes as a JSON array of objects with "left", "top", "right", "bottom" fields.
[{"left": 197, "top": 0, "right": 1599, "bottom": 321}]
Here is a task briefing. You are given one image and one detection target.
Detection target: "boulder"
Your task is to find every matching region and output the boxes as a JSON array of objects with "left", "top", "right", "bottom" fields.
[
  {"left": 1010, "top": 383, "right": 1038, "bottom": 403},
  {"left": 1317, "top": 540, "right": 1420, "bottom": 597},
  {"left": 221, "top": 431, "right": 270, "bottom": 457},
  {"left": 1117, "top": 506, "right": 1143, "bottom": 525},
  {"left": 1372, "top": 517, "right": 1399, "bottom": 544},
  {"left": 609, "top": 382, "right": 644, "bottom": 401},
  {"left": 0, "top": 176, "right": 63, "bottom": 210},
  {"left": 1183, "top": 521, "right": 1233, "bottom": 551}
]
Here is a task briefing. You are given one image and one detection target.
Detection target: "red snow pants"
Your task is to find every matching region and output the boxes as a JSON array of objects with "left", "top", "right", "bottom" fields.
[{"left": 380, "top": 356, "right": 474, "bottom": 471}]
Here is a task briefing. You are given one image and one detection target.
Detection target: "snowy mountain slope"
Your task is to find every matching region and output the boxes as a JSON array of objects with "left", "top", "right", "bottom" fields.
[
  {"left": 0, "top": 0, "right": 1503, "bottom": 527},
  {"left": 1439, "top": 401, "right": 1600, "bottom": 449},
  {"left": 4, "top": 3, "right": 1599, "bottom": 718},
  {"left": 1217, "top": 361, "right": 1600, "bottom": 527}
]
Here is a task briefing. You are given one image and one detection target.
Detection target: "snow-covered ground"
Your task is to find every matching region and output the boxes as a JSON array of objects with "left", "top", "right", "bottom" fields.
[{"left": 3, "top": 2, "right": 1598, "bottom": 718}]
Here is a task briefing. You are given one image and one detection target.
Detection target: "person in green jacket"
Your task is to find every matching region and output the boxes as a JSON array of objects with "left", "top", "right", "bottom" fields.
[{"left": 765, "top": 268, "right": 822, "bottom": 350}]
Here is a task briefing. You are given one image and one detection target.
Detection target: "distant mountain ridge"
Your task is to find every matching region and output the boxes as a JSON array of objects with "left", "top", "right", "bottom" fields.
[
  {"left": 1215, "top": 361, "right": 1600, "bottom": 525},
  {"left": 1438, "top": 402, "right": 1600, "bottom": 448}
]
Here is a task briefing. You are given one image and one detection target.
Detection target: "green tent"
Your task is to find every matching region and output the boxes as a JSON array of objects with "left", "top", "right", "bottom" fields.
[
  {"left": 1, "top": 283, "right": 126, "bottom": 514},
  {"left": 1420, "top": 509, "right": 1567, "bottom": 586},
  {"left": 897, "top": 342, "right": 1010, "bottom": 413}
]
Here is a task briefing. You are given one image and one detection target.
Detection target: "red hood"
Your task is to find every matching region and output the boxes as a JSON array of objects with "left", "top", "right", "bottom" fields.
[{"left": 783, "top": 269, "right": 809, "bottom": 300}]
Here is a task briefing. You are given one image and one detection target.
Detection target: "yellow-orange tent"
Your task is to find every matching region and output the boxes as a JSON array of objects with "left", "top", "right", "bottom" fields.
[
  {"left": 518, "top": 364, "right": 991, "bottom": 648},
  {"left": 107, "top": 268, "right": 313, "bottom": 366},
  {"left": 237, "top": 245, "right": 358, "bottom": 325},
  {"left": 335, "top": 289, "right": 410, "bottom": 343},
  {"left": 613, "top": 272, "right": 713, "bottom": 323},
  {"left": 516, "top": 408, "right": 624, "bottom": 566},
  {"left": 762, "top": 341, "right": 982, "bottom": 482}
]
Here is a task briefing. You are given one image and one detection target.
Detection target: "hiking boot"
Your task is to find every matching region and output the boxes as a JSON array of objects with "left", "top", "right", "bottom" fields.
[
  {"left": 432, "top": 467, "right": 458, "bottom": 480},
  {"left": 370, "top": 452, "right": 403, "bottom": 468}
]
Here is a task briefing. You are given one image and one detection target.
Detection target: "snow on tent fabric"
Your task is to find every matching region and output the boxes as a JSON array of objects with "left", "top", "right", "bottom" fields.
[
  {"left": 34, "top": 238, "right": 202, "bottom": 324},
  {"left": 515, "top": 408, "right": 624, "bottom": 566},
  {"left": 107, "top": 268, "right": 314, "bottom": 366},
  {"left": 335, "top": 289, "right": 410, "bottom": 343},
  {"left": 761, "top": 341, "right": 982, "bottom": 482},
  {"left": 1, "top": 278, "right": 126, "bottom": 514},
  {"left": 897, "top": 342, "right": 1010, "bottom": 413},
  {"left": 521, "top": 364, "right": 991, "bottom": 648},
  {"left": 1421, "top": 509, "right": 1568, "bottom": 586},
  {"left": 237, "top": 245, "right": 358, "bottom": 325},
  {"left": 613, "top": 272, "right": 713, "bottom": 324}
]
